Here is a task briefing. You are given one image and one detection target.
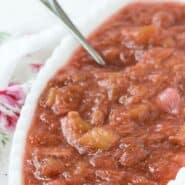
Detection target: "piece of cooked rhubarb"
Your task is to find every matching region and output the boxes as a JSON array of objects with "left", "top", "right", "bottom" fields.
[{"left": 79, "top": 127, "right": 118, "bottom": 151}]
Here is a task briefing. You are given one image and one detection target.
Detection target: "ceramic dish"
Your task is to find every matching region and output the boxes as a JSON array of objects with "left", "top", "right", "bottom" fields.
[{"left": 8, "top": 0, "right": 185, "bottom": 185}]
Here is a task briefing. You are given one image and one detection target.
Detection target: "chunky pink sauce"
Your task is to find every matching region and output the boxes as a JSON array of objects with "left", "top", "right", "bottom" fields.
[{"left": 24, "top": 3, "right": 185, "bottom": 185}]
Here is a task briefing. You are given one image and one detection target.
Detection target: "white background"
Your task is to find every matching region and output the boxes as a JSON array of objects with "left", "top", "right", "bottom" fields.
[{"left": 0, "top": 0, "right": 107, "bottom": 36}]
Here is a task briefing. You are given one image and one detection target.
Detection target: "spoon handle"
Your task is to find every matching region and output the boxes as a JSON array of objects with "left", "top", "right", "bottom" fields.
[{"left": 40, "top": 0, "right": 105, "bottom": 66}]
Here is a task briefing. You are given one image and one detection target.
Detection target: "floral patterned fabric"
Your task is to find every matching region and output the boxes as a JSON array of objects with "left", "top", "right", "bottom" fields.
[
  {"left": 0, "top": 84, "right": 29, "bottom": 132},
  {"left": 0, "top": 32, "right": 51, "bottom": 184},
  {"left": 0, "top": 37, "right": 43, "bottom": 133}
]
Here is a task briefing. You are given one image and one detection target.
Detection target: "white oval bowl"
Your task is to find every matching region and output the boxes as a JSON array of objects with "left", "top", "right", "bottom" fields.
[{"left": 9, "top": 0, "right": 185, "bottom": 185}]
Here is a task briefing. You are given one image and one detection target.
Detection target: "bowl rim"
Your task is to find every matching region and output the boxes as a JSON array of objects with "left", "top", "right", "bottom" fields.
[{"left": 8, "top": 0, "right": 185, "bottom": 185}]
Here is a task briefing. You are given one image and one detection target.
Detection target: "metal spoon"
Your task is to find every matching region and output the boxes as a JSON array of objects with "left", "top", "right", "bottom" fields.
[{"left": 40, "top": 0, "right": 106, "bottom": 66}]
